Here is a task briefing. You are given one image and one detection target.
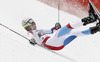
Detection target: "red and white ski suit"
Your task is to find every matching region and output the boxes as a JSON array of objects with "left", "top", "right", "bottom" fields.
[{"left": 28, "top": 21, "right": 91, "bottom": 50}]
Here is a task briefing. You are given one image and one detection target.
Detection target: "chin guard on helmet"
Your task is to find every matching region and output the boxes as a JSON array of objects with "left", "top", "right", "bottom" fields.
[{"left": 24, "top": 26, "right": 32, "bottom": 31}]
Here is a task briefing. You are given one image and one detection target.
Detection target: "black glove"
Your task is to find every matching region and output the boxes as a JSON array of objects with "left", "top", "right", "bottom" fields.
[
  {"left": 55, "top": 23, "right": 61, "bottom": 29},
  {"left": 29, "top": 38, "right": 37, "bottom": 45}
]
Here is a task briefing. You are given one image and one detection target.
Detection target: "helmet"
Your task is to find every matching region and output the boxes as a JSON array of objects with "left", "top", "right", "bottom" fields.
[{"left": 22, "top": 17, "right": 36, "bottom": 31}]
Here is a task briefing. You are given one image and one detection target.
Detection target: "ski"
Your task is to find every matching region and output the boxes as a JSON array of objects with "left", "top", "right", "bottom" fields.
[{"left": 89, "top": 0, "right": 100, "bottom": 24}]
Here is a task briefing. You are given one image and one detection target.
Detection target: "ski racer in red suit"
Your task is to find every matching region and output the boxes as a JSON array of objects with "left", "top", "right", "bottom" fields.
[{"left": 22, "top": 8, "right": 100, "bottom": 50}]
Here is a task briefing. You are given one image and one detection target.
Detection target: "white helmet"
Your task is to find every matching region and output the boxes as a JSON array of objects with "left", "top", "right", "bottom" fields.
[{"left": 22, "top": 17, "right": 36, "bottom": 31}]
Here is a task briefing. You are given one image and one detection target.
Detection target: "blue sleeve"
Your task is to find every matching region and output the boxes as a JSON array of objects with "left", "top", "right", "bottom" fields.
[{"left": 50, "top": 27, "right": 58, "bottom": 34}]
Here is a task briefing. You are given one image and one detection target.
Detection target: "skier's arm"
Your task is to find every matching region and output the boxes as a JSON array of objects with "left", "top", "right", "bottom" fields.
[
  {"left": 43, "top": 23, "right": 61, "bottom": 34},
  {"left": 42, "top": 27, "right": 57, "bottom": 34},
  {"left": 28, "top": 32, "right": 37, "bottom": 45}
]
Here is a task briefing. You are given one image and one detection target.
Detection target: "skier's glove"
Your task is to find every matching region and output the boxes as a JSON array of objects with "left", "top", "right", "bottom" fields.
[
  {"left": 55, "top": 23, "right": 61, "bottom": 29},
  {"left": 29, "top": 38, "right": 37, "bottom": 45}
]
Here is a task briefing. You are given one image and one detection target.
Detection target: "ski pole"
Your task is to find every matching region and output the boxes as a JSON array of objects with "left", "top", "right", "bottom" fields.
[
  {"left": 0, "top": 23, "right": 30, "bottom": 41},
  {"left": 58, "top": 0, "right": 60, "bottom": 23}
]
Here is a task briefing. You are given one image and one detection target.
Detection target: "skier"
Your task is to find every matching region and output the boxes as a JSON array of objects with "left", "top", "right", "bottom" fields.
[{"left": 22, "top": 8, "right": 100, "bottom": 50}]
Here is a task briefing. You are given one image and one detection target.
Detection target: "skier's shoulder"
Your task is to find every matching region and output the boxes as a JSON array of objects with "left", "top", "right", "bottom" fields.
[{"left": 27, "top": 29, "right": 42, "bottom": 34}]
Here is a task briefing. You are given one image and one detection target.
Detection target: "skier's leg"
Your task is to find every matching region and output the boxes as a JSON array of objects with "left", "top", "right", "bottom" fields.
[
  {"left": 70, "top": 29, "right": 91, "bottom": 37},
  {"left": 68, "top": 20, "right": 83, "bottom": 29},
  {"left": 65, "top": 15, "right": 97, "bottom": 29},
  {"left": 56, "top": 18, "right": 96, "bottom": 38},
  {"left": 56, "top": 8, "right": 97, "bottom": 37},
  {"left": 42, "top": 25, "right": 100, "bottom": 50},
  {"left": 59, "top": 25, "right": 100, "bottom": 47},
  {"left": 61, "top": 27, "right": 94, "bottom": 47},
  {"left": 58, "top": 2, "right": 98, "bottom": 37},
  {"left": 70, "top": 25, "right": 100, "bottom": 36},
  {"left": 56, "top": 18, "right": 91, "bottom": 38}
]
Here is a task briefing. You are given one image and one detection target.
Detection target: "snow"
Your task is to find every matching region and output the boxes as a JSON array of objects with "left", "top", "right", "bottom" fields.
[{"left": 0, "top": 0, "right": 100, "bottom": 62}]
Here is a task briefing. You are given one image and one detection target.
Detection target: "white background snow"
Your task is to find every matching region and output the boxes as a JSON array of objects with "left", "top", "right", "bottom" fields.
[{"left": 0, "top": 0, "right": 100, "bottom": 62}]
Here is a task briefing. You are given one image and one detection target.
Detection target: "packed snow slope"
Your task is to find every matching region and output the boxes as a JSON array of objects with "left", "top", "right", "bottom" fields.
[{"left": 0, "top": 0, "right": 100, "bottom": 62}]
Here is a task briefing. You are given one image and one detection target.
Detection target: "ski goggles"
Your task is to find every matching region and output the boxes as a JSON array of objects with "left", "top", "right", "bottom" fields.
[{"left": 23, "top": 19, "right": 35, "bottom": 28}]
